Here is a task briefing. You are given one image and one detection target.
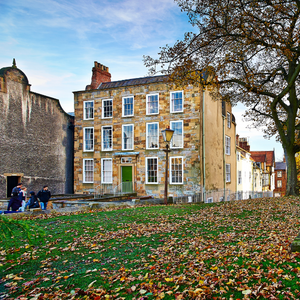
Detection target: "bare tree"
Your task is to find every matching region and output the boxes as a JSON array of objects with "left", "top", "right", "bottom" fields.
[{"left": 144, "top": 0, "right": 300, "bottom": 195}]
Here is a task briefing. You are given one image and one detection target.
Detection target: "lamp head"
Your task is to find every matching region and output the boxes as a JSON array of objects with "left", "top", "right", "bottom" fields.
[{"left": 162, "top": 126, "right": 174, "bottom": 143}]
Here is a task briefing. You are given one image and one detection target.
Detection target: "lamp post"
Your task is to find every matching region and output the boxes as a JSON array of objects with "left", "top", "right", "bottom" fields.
[{"left": 162, "top": 127, "right": 174, "bottom": 205}]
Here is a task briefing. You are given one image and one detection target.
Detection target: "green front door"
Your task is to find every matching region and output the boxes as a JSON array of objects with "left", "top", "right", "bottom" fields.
[{"left": 121, "top": 166, "right": 133, "bottom": 193}]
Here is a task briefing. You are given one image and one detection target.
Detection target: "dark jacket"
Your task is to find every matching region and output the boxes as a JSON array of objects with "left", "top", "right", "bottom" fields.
[
  {"left": 28, "top": 195, "right": 40, "bottom": 208},
  {"left": 11, "top": 186, "right": 21, "bottom": 196},
  {"left": 7, "top": 196, "right": 22, "bottom": 211},
  {"left": 37, "top": 189, "right": 51, "bottom": 203}
]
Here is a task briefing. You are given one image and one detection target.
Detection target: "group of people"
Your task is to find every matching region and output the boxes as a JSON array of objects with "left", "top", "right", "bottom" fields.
[{"left": 7, "top": 183, "right": 51, "bottom": 212}]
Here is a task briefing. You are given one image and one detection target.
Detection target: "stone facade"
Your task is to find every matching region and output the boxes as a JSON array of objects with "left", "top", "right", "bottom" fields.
[
  {"left": 73, "top": 62, "right": 236, "bottom": 200},
  {"left": 0, "top": 61, "right": 74, "bottom": 198}
]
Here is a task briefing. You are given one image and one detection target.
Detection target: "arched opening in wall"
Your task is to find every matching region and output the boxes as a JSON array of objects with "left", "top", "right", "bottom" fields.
[{"left": 5, "top": 174, "right": 23, "bottom": 197}]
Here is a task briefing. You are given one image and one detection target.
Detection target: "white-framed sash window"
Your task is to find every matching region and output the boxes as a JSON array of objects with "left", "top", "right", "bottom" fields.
[
  {"left": 170, "top": 156, "right": 183, "bottom": 184},
  {"left": 101, "top": 158, "right": 112, "bottom": 183},
  {"left": 170, "top": 91, "right": 183, "bottom": 113},
  {"left": 227, "top": 112, "right": 231, "bottom": 128},
  {"left": 84, "top": 100, "right": 94, "bottom": 120},
  {"left": 226, "top": 164, "right": 231, "bottom": 182},
  {"left": 84, "top": 127, "right": 94, "bottom": 152},
  {"left": 102, "top": 99, "right": 113, "bottom": 118},
  {"left": 146, "top": 94, "right": 159, "bottom": 115},
  {"left": 102, "top": 126, "right": 113, "bottom": 151},
  {"left": 146, "top": 157, "right": 158, "bottom": 184},
  {"left": 122, "top": 124, "right": 134, "bottom": 150},
  {"left": 146, "top": 122, "right": 159, "bottom": 149},
  {"left": 122, "top": 96, "right": 134, "bottom": 117},
  {"left": 170, "top": 120, "right": 183, "bottom": 148},
  {"left": 83, "top": 159, "right": 94, "bottom": 183},
  {"left": 225, "top": 135, "right": 231, "bottom": 155}
]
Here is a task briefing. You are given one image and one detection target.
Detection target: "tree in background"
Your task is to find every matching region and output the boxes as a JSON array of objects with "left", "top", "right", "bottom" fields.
[
  {"left": 296, "top": 153, "right": 300, "bottom": 183},
  {"left": 144, "top": 0, "right": 300, "bottom": 195}
]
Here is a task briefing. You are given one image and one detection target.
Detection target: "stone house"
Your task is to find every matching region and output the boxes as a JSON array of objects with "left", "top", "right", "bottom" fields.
[
  {"left": 0, "top": 60, "right": 74, "bottom": 198},
  {"left": 73, "top": 62, "right": 236, "bottom": 200}
]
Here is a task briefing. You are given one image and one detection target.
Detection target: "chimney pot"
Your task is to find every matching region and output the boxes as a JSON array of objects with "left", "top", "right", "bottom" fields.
[{"left": 89, "top": 61, "right": 111, "bottom": 90}]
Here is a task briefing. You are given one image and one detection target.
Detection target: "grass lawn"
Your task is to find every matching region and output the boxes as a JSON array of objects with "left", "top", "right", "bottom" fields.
[{"left": 1, "top": 197, "right": 300, "bottom": 299}]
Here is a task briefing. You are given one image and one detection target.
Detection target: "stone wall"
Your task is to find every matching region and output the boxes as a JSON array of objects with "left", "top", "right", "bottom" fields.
[{"left": 0, "top": 66, "right": 74, "bottom": 198}]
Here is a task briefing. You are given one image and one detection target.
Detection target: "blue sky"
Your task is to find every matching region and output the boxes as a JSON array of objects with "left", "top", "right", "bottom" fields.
[{"left": 0, "top": 0, "right": 284, "bottom": 159}]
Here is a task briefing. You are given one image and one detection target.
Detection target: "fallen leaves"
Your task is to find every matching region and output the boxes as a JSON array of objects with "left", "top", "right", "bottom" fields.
[{"left": 1, "top": 197, "right": 300, "bottom": 299}]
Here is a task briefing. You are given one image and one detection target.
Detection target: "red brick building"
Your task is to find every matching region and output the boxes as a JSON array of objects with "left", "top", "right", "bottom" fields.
[{"left": 273, "top": 162, "right": 287, "bottom": 197}]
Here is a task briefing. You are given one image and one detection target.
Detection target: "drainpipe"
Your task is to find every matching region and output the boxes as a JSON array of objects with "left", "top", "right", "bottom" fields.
[
  {"left": 223, "top": 114, "right": 226, "bottom": 201},
  {"left": 202, "top": 89, "right": 206, "bottom": 202}
]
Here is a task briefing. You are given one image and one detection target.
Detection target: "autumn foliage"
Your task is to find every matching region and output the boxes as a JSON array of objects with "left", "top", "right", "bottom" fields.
[
  {"left": 144, "top": 0, "right": 300, "bottom": 195},
  {"left": 1, "top": 201, "right": 300, "bottom": 299}
]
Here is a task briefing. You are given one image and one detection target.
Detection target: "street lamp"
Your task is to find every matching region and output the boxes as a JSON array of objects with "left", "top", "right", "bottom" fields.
[{"left": 162, "top": 126, "right": 174, "bottom": 205}]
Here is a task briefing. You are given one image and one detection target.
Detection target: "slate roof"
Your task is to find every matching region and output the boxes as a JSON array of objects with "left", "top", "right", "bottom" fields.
[
  {"left": 275, "top": 162, "right": 286, "bottom": 170},
  {"left": 98, "top": 75, "right": 168, "bottom": 89}
]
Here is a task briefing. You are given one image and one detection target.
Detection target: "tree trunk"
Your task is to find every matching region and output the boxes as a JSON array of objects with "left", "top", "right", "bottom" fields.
[{"left": 284, "top": 147, "right": 298, "bottom": 196}]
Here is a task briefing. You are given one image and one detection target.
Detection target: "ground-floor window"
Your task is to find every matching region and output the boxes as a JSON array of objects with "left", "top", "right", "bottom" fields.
[
  {"left": 170, "top": 156, "right": 183, "bottom": 184},
  {"left": 83, "top": 159, "right": 94, "bottom": 183},
  {"left": 101, "top": 158, "right": 112, "bottom": 183},
  {"left": 146, "top": 157, "right": 158, "bottom": 183},
  {"left": 226, "top": 164, "right": 231, "bottom": 182}
]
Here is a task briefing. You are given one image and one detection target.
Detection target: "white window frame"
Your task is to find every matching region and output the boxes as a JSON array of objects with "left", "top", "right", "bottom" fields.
[
  {"left": 122, "top": 96, "right": 134, "bottom": 117},
  {"left": 170, "top": 120, "right": 183, "bottom": 149},
  {"left": 83, "top": 127, "right": 94, "bottom": 152},
  {"left": 101, "top": 158, "right": 112, "bottom": 184},
  {"left": 102, "top": 99, "right": 113, "bottom": 119},
  {"left": 146, "top": 93, "right": 159, "bottom": 115},
  {"left": 102, "top": 125, "right": 113, "bottom": 151},
  {"left": 170, "top": 91, "right": 184, "bottom": 113},
  {"left": 227, "top": 112, "right": 231, "bottom": 128},
  {"left": 83, "top": 159, "right": 94, "bottom": 183},
  {"left": 277, "top": 171, "right": 282, "bottom": 178},
  {"left": 83, "top": 100, "right": 94, "bottom": 120},
  {"left": 206, "top": 197, "right": 213, "bottom": 203},
  {"left": 277, "top": 180, "right": 282, "bottom": 188},
  {"left": 170, "top": 156, "right": 184, "bottom": 184},
  {"left": 122, "top": 124, "right": 134, "bottom": 150},
  {"left": 146, "top": 122, "right": 159, "bottom": 149},
  {"left": 226, "top": 164, "right": 231, "bottom": 182},
  {"left": 225, "top": 135, "right": 231, "bottom": 155},
  {"left": 146, "top": 157, "right": 158, "bottom": 184}
]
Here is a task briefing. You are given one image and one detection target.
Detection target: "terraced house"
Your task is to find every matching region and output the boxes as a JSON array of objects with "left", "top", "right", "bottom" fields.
[{"left": 73, "top": 62, "right": 236, "bottom": 200}]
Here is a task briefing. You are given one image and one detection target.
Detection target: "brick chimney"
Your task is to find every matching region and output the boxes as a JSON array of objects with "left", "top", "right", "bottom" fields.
[
  {"left": 238, "top": 137, "right": 250, "bottom": 152},
  {"left": 86, "top": 62, "right": 111, "bottom": 90}
]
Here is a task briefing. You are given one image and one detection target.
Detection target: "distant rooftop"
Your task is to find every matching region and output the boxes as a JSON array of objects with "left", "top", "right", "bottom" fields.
[
  {"left": 275, "top": 162, "right": 286, "bottom": 170},
  {"left": 251, "top": 151, "right": 275, "bottom": 167}
]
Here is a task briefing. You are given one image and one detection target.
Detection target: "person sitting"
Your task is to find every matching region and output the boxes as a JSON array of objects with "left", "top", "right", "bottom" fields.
[
  {"left": 25, "top": 191, "right": 40, "bottom": 209},
  {"left": 7, "top": 192, "right": 22, "bottom": 212},
  {"left": 18, "top": 187, "right": 27, "bottom": 211}
]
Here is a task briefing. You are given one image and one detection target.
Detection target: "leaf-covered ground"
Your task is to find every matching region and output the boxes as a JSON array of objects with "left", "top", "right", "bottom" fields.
[{"left": 1, "top": 197, "right": 300, "bottom": 299}]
